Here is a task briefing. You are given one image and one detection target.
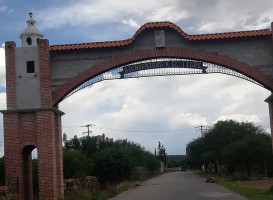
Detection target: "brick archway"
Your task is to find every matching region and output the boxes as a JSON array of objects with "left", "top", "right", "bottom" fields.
[
  {"left": 3, "top": 20, "right": 273, "bottom": 200},
  {"left": 52, "top": 47, "right": 273, "bottom": 106}
]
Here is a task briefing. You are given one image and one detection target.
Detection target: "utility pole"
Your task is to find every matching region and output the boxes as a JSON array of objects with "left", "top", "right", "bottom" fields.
[
  {"left": 81, "top": 124, "right": 94, "bottom": 136},
  {"left": 196, "top": 125, "right": 210, "bottom": 137}
]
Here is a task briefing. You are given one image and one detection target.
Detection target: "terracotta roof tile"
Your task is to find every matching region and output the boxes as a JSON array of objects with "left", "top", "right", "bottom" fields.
[{"left": 50, "top": 21, "right": 271, "bottom": 51}]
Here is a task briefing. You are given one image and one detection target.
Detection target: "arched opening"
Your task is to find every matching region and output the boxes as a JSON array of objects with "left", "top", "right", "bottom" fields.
[
  {"left": 26, "top": 37, "right": 32, "bottom": 45},
  {"left": 22, "top": 145, "right": 38, "bottom": 200},
  {"left": 59, "top": 61, "right": 271, "bottom": 159}
]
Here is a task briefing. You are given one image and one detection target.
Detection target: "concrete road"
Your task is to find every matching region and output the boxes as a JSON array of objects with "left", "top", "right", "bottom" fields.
[{"left": 109, "top": 171, "right": 248, "bottom": 200}]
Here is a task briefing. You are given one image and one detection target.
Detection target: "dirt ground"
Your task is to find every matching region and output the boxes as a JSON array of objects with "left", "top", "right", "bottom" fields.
[{"left": 238, "top": 179, "right": 273, "bottom": 190}]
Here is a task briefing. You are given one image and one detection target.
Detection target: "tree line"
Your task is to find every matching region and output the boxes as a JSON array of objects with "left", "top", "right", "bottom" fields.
[
  {"left": 186, "top": 120, "right": 273, "bottom": 177},
  {"left": 0, "top": 134, "right": 166, "bottom": 188},
  {"left": 63, "top": 133, "right": 161, "bottom": 185}
]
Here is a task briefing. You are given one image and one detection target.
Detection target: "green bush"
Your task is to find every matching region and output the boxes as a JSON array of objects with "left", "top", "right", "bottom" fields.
[
  {"left": 232, "top": 174, "right": 250, "bottom": 181},
  {"left": 93, "top": 147, "right": 132, "bottom": 186},
  {"left": 63, "top": 149, "right": 93, "bottom": 179}
]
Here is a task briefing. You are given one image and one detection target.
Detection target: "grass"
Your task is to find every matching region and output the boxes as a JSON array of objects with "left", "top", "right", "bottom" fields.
[
  {"left": 193, "top": 170, "right": 273, "bottom": 200},
  {"left": 219, "top": 180, "right": 273, "bottom": 200}
]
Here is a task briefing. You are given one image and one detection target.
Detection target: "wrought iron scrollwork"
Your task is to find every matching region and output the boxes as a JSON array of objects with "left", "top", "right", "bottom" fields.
[{"left": 64, "top": 58, "right": 263, "bottom": 99}]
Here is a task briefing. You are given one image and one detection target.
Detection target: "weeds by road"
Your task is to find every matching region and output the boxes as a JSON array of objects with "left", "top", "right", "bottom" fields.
[
  {"left": 194, "top": 170, "right": 273, "bottom": 200},
  {"left": 64, "top": 181, "right": 134, "bottom": 200},
  {"left": 64, "top": 173, "right": 161, "bottom": 200}
]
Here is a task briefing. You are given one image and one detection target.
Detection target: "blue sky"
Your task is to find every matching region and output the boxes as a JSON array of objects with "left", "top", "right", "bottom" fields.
[{"left": 1, "top": 0, "right": 273, "bottom": 156}]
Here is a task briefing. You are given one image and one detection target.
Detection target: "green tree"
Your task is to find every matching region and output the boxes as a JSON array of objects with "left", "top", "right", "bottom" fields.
[
  {"left": 223, "top": 133, "right": 272, "bottom": 176},
  {"left": 65, "top": 135, "right": 81, "bottom": 150},
  {"left": 63, "top": 149, "right": 92, "bottom": 179},
  {"left": 145, "top": 152, "right": 160, "bottom": 174},
  {"left": 186, "top": 120, "right": 271, "bottom": 175},
  {"left": 80, "top": 136, "right": 97, "bottom": 157},
  {"left": 93, "top": 147, "right": 132, "bottom": 186},
  {"left": 62, "top": 134, "right": 160, "bottom": 182}
]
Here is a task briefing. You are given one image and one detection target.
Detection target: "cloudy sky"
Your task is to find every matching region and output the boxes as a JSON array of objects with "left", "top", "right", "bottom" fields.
[{"left": 0, "top": 0, "right": 273, "bottom": 156}]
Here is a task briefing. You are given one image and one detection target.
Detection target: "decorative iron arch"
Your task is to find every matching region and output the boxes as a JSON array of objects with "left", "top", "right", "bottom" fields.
[{"left": 52, "top": 48, "right": 273, "bottom": 106}]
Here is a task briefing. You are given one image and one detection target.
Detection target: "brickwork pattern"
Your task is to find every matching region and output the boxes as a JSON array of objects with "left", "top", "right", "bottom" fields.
[
  {"left": 39, "top": 39, "right": 52, "bottom": 107},
  {"left": 55, "top": 114, "right": 64, "bottom": 198},
  {"left": 5, "top": 42, "right": 16, "bottom": 109},
  {"left": 3, "top": 113, "right": 20, "bottom": 198},
  {"left": 52, "top": 48, "right": 273, "bottom": 105}
]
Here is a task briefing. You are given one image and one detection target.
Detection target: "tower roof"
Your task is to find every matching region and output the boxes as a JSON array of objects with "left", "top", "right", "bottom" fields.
[{"left": 20, "top": 12, "right": 44, "bottom": 39}]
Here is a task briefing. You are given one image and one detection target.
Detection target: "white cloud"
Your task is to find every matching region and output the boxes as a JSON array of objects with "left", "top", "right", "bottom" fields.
[
  {"left": 0, "top": 46, "right": 5, "bottom": 88},
  {"left": 0, "top": 93, "right": 6, "bottom": 156},
  {"left": 37, "top": 0, "right": 160, "bottom": 29},
  {"left": 0, "top": 5, "right": 6, "bottom": 12},
  {"left": 186, "top": 1, "right": 273, "bottom": 33},
  {"left": 36, "top": 0, "right": 273, "bottom": 34},
  {"left": 170, "top": 113, "right": 208, "bottom": 127},
  {"left": 0, "top": 93, "right": 6, "bottom": 110},
  {"left": 60, "top": 74, "right": 271, "bottom": 154},
  {"left": 215, "top": 114, "right": 262, "bottom": 124},
  {"left": 122, "top": 19, "right": 140, "bottom": 29},
  {"left": 147, "top": 5, "right": 189, "bottom": 22}
]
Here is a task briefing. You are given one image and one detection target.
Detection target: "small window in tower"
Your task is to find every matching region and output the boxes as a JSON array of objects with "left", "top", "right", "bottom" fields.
[
  {"left": 26, "top": 61, "right": 35, "bottom": 73},
  {"left": 26, "top": 37, "right": 32, "bottom": 45}
]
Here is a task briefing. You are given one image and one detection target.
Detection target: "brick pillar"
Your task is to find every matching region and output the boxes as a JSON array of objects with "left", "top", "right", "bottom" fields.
[
  {"left": 39, "top": 39, "right": 52, "bottom": 108},
  {"left": 37, "top": 111, "right": 57, "bottom": 199},
  {"left": 3, "top": 113, "right": 21, "bottom": 199},
  {"left": 5, "top": 41, "right": 16, "bottom": 109},
  {"left": 55, "top": 114, "right": 64, "bottom": 198}
]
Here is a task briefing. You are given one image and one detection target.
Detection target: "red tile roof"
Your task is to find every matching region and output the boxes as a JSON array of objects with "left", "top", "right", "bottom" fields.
[{"left": 50, "top": 21, "right": 271, "bottom": 51}]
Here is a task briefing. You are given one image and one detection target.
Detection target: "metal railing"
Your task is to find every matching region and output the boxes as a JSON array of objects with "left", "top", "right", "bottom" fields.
[{"left": 64, "top": 58, "right": 264, "bottom": 99}]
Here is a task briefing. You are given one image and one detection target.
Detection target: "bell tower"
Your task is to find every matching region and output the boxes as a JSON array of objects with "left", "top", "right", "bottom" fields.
[
  {"left": 1, "top": 13, "right": 64, "bottom": 200},
  {"left": 20, "top": 12, "right": 44, "bottom": 47}
]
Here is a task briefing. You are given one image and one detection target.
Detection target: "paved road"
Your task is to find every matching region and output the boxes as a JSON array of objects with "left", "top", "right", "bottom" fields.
[{"left": 109, "top": 171, "right": 248, "bottom": 200}]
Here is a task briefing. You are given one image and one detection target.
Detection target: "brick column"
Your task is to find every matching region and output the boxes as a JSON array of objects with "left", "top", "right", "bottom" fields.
[
  {"left": 55, "top": 114, "right": 64, "bottom": 199},
  {"left": 5, "top": 41, "right": 16, "bottom": 109},
  {"left": 37, "top": 39, "right": 64, "bottom": 199},
  {"left": 3, "top": 113, "right": 21, "bottom": 199},
  {"left": 37, "top": 111, "right": 57, "bottom": 199},
  {"left": 39, "top": 39, "right": 52, "bottom": 107}
]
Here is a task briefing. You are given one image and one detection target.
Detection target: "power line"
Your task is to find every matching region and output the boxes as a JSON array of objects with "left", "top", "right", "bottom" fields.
[
  {"left": 63, "top": 123, "right": 196, "bottom": 133},
  {"left": 196, "top": 125, "right": 211, "bottom": 137},
  {"left": 81, "top": 124, "right": 95, "bottom": 136},
  {"left": 96, "top": 126, "right": 195, "bottom": 133}
]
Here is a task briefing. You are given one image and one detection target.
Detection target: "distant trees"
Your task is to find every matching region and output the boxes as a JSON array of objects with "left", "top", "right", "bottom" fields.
[
  {"left": 186, "top": 120, "right": 272, "bottom": 176},
  {"left": 62, "top": 134, "right": 160, "bottom": 185}
]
